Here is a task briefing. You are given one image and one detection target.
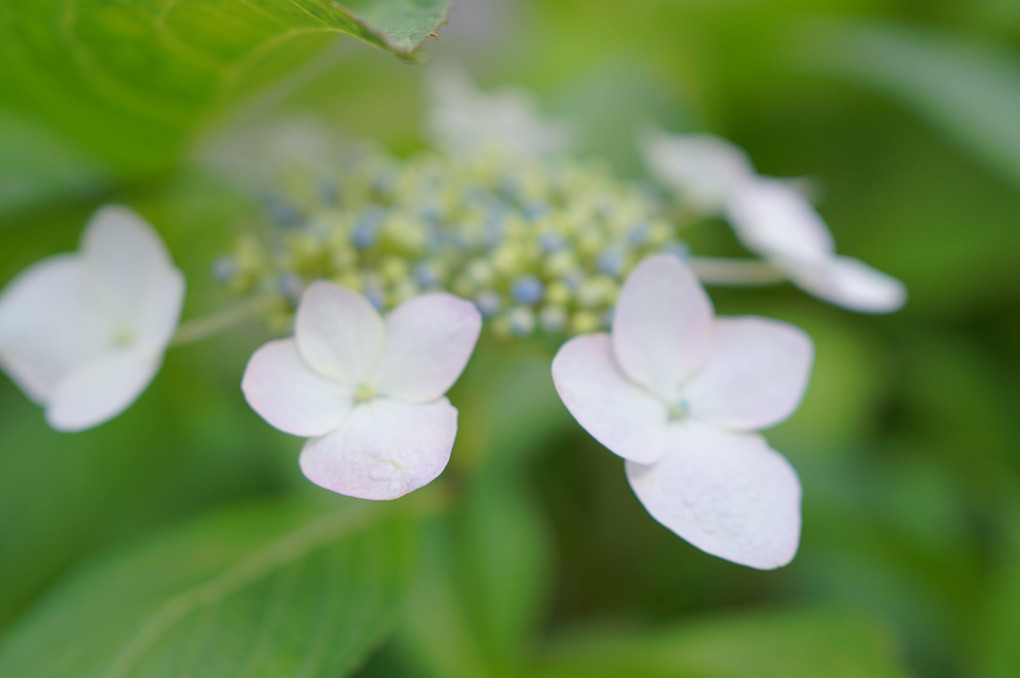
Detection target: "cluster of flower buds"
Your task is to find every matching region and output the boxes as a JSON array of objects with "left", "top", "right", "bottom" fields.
[
  {"left": 214, "top": 146, "right": 683, "bottom": 339},
  {"left": 0, "top": 67, "right": 907, "bottom": 570}
]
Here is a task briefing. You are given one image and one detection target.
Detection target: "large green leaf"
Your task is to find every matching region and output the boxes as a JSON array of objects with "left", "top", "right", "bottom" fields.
[
  {"left": 532, "top": 608, "right": 910, "bottom": 678},
  {"left": 0, "top": 497, "right": 416, "bottom": 678},
  {"left": 801, "top": 21, "right": 1020, "bottom": 191},
  {"left": 0, "top": 0, "right": 449, "bottom": 215},
  {"left": 395, "top": 347, "right": 563, "bottom": 678}
]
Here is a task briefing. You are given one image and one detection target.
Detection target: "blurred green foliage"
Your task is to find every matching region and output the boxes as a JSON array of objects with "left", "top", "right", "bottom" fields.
[{"left": 1, "top": 1, "right": 1018, "bottom": 677}]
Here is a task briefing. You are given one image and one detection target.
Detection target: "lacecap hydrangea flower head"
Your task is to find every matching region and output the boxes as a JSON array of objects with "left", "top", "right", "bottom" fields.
[{"left": 0, "top": 68, "right": 907, "bottom": 570}]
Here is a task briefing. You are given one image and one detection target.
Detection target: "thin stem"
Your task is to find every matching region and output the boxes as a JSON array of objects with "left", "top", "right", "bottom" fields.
[
  {"left": 171, "top": 299, "right": 261, "bottom": 347},
  {"left": 689, "top": 257, "right": 787, "bottom": 286}
]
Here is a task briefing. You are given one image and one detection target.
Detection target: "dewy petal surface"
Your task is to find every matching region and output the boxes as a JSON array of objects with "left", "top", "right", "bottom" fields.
[
  {"left": 46, "top": 350, "right": 161, "bottom": 432},
  {"left": 626, "top": 422, "right": 801, "bottom": 570},
  {"left": 612, "top": 255, "right": 713, "bottom": 401},
  {"left": 792, "top": 256, "right": 907, "bottom": 314},
  {"left": 241, "top": 339, "right": 354, "bottom": 437},
  {"left": 552, "top": 333, "right": 669, "bottom": 464},
  {"left": 299, "top": 397, "right": 458, "bottom": 500},
  {"left": 685, "top": 316, "right": 813, "bottom": 431},
  {"left": 296, "top": 281, "right": 385, "bottom": 384},
  {"left": 81, "top": 205, "right": 184, "bottom": 347},
  {"left": 372, "top": 293, "right": 482, "bottom": 402},
  {"left": 641, "top": 131, "right": 754, "bottom": 215},
  {"left": 726, "top": 179, "right": 835, "bottom": 266},
  {"left": 0, "top": 255, "right": 112, "bottom": 403}
]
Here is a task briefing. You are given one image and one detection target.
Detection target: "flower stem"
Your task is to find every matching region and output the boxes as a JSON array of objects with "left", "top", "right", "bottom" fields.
[
  {"left": 171, "top": 299, "right": 261, "bottom": 347},
  {"left": 689, "top": 257, "right": 787, "bottom": 286}
]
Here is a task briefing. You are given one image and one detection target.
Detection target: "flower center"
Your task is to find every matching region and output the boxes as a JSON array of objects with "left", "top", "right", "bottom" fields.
[
  {"left": 668, "top": 398, "right": 690, "bottom": 422},
  {"left": 353, "top": 382, "right": 377, "bottom": 404},
  {"left": 111, "top": 325, "right": 135, "bottom": 348}
]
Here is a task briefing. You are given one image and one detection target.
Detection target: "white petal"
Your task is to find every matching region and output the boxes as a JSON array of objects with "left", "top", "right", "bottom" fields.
[
  {"left": 685, "top": 316, "right": 813, "bottom": 431},
  {"left": 295, "top": 281, "right": 384, "bottom": 384},
  {"left": 792, "top": 256, "right": 907, "bottom": 314},
  {"left": 372, "top": 293, "right": 482, "bottom": 402},
  {"left": 46, "top": 350, "right": 161, "bottom": 432},
  {"left": 552, "top": 334, "right": 668, "bottom": 464},
  {"left": 81, "top": 205, "right": 184, "bottom": 348},
  {"left": 726, "top": 179, "right": 834, "bottom": 266},
  {"left": 612, "top": 255, "right": 713, "bottom": 401},
  {"left": 641, "top": 130, "right": 754, "bottom": 215},
  {"left": 241, "top": 339, "right": 353, "bottom": 437},
  {"left": 626, "top": 422, "right": 801, "bottom": 569},
  {"left": 425, "top": 64, "right": 569, "bottom": 158},
  {"left": 0, "top": 255, "right": 113, "bottom": 403},
  {"left": 299, "top": 397, "right": 457, "bottom": 500}
]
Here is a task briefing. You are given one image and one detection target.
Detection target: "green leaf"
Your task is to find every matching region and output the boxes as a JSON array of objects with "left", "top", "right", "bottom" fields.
[
  {"left": 0, "top": 497, "right": 417, "bottom": 678},
  {"left": 0, "top": 0, "right": 449, "bottom": 215},
  {"left": 396, "top": 347, "right": 563, "bottom": 678},
  {"left": 976, "top": 511, "right": 1020, "bottom": 678},
  {"left": 533, "top": 608, "right": 910, "bottom": 678},
  {"left": 398, "top": 475, "right": 554, "bottom": 678},
  {"left": 800, "top": 21, "right": 1020, "bottom": 191}
]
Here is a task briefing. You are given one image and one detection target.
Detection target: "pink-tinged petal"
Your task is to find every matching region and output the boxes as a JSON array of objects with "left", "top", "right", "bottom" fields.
[
  {"left": 241, "top": 339, "right": 353, "bottom": 437},
  {"left": 46, "top": 350, "right": 161, "bottom": 432},
  {"left": 81, "top": 205, "right": 184, "bottom": 347},
  {"left": 552, "top": 334, "right": 668, "bottom": 464},
  {"left": 612, "top": 255, "right": 713, "bottom": 400},
  {"left": 372, "top": 293, "right": 482, "bottom": 402},
  {"left": 626, "top": 422, "right": 801, "bottom": 570},
  {"left": 0, "top": 255, "right": 113, "bottom": 403},
  {"left": 685, "top": 316, "right": 813, "bottom": 431},
  {"left": 792, "top": 256, "right": 907, "bottom": 314},
  {"left": 295, "top": 281, "right": 384, "bottom": 384},
  {"left": 299, "top": 397, "right": 457, "bottom": 500},
  {"left": 641, "top": 130, "right": 755, "bottom": 215},
  {"left": 726, "top": 179, "right": 834, "bottom": 266}
]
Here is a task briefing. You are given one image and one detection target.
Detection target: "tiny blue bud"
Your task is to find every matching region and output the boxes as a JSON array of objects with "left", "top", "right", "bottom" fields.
[
  {"left": 420, "top": 206, "right": 442, "bottom": 228},
  {"left": 212, "top": 255, "right": 236, "bottom": 284},
  {"left": 351, "top": 208, "right": 383, "bottom": 249},
  {"left": 603, "top": 306, "right": 615, "bottom": 329},
  {"left": 524, "top": 202, "right": 549, "bottom": 220},
  {"left": 317, "top": 177, "right": 340, "bottom": 205},
  {"left": 414, "top": 262, "right": 441, "bottom": 289},
  {"left": 507, "top": 307, "right": 537, "bottom": 337},
  {"left": 474, "top": 289, "right": 503, "bottom": 317},
  {"left": 277, "top": 273, "right": 305, "bottom": 303},
  {"left": 562, "top": 270, "right": 583, "bottom": 291},
  {"left": 538, "top": 230, "right": 566, "bottom": 253},
  {"left": 596, "top": 247, "right": 626, "bottom": 276},
  {"left": 511, "top": 275, "right": 545, "bottom": 305},
  {"left": 661, "top": 240, "right": 691, "bottom": 260},
  {"left": 539, "top": 305, "right": 568, "bottom": 333},
  {"left": 484, "top": 211, "right": 506, "bottom": 248},
  {"left": 364, "top": 285, "right": 386, "bottom": 310},
  {"left": 626, "top": 221, "right": 649, "bottom": 246},
  {"left": 266, "top": 196, "right": 302, "bottom": 229}
]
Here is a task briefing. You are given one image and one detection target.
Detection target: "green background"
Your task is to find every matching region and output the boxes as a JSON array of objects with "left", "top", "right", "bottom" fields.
[{"left": 1, "top": 0, "right": 1018, "bottom": 676}]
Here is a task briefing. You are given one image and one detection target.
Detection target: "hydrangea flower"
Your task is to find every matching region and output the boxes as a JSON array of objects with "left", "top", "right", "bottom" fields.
[
  {"left": 242, "top": 281, "right": 482, "bottom": 500},
  {"left": 425, "top": 65, "right": 570, "bottom": 158},
  {"left": 552, "top": 255, "right": 813, "bottom": 569},
  {"left": 640, "top": 129, "right": 754, "bottom": 215},
  {"left": 726, "top": 179, "right": 907, "bottom": 313},
  {"left": 642, "top": 130, "right": 906, "bottom": 313},
  {"left": 0, "top": 206, "right": 185, "bottom": 431}
]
